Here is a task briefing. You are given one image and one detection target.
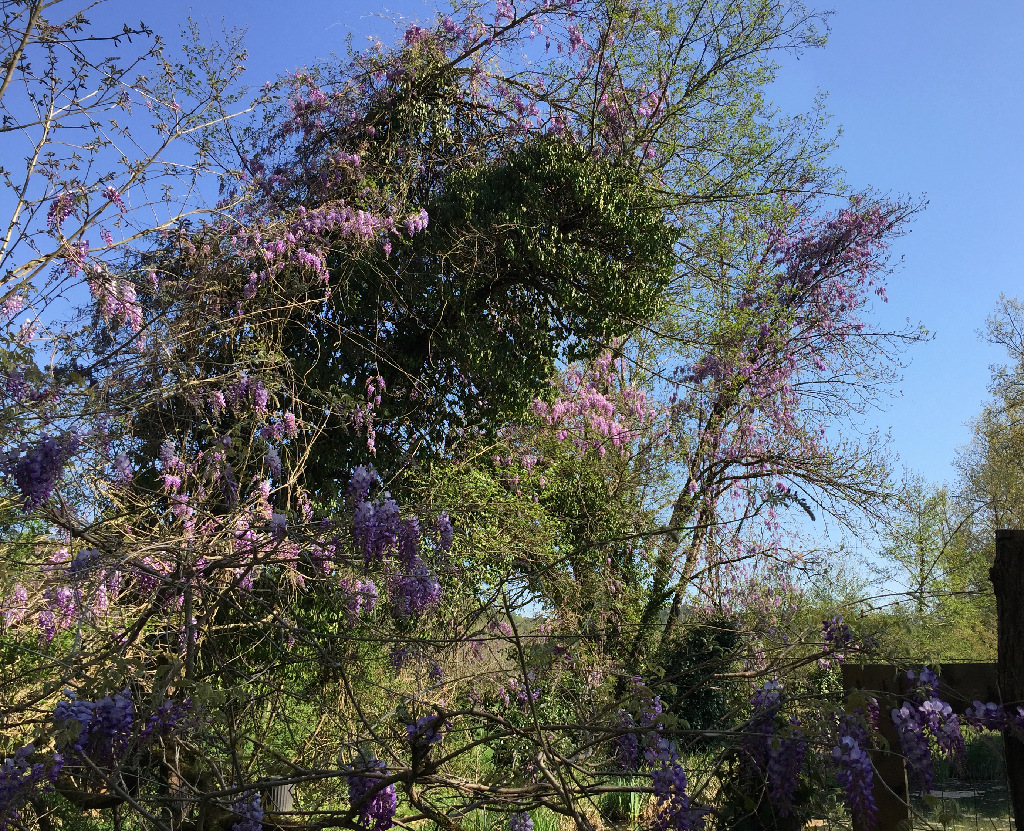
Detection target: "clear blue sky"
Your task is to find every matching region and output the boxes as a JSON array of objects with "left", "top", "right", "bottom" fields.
[{"left": 124, "top": 0, "right": 1024, "bottom": 488}]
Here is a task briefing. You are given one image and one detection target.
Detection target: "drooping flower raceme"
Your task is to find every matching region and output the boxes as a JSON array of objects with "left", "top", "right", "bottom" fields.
[
  {"left": 891, "top": 703, "right": 935, "bottom": 791},
  {"left": 52, "top": 689, "right": 134, "bottom": 766},
  {"left": 391, "top": 558, "right": 441, "bottom": 618},
  {"left": 891, "top": 669, "right": 964, "bottom": 793},
  {"left": 2, "top": 432, "right": 81, "bottom": 511},
  {"left": 766, "top": 717, "right": 807, "bottom": 817},
  {"left": 231, "top": 791, "right": 263, "bottom": 831},
  {"left": 651, "top": 762, "right": 707, "bottom": 831},
  {"left": 832, "top": 735, "right": 876, "bottom": 830},
  {"left": 964, "top": 700, "right": 1024, "bottom": 740},
  {"left": 0, "top": 745, "right": 52, "bottom": 831},
  {"left": 347, "top": 756, "right": 398, "bottom": 831},
  {"left": 965, "top": 701, "right": 1009, "bottom": 732},
  {"left": 407, "top": 712, "right": 445, "bottom": 748},
  {"left": 510, "top": 813, "right": 534, "bottom": 831}
]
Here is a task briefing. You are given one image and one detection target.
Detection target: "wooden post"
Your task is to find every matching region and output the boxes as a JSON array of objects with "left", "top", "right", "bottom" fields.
[{"left": 991, "top": 528, "right": 1024, "bottom": 826}]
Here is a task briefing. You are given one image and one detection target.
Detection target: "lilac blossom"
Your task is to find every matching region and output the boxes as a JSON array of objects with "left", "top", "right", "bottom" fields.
[
  {"left": 919, "top": 697, "right": 965, "bottom": 761},
  {"left": 252, "top": 479, "right": 273, "bottom": 520},
  {"left": 340, "top": 578, "right": 378, "bottom": 619}
]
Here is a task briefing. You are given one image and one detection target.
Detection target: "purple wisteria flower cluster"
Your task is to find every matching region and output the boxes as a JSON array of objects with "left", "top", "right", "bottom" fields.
[
  {"left": 53, "top": 688, "right": 134, "bottom": 766},
  {"left": 614, "top": 680, "right": 674, "bottom": 770},
  {"left": 651, "top": 762, "right": 707, "bottom": 831},
  {"left": 833, "top": 735, "right": 876, "bottom": 829},
  {"left": 0, "top": 745, "right": 60, "bottom": 831},
  {"left": 742, "top": 680, "right": 808, "bottom": 818},
  {"left": 347, "top": 755, "right": 398, "bottom": 831},
  {"left": 736, "top": 679, "right": 882, "bottom": 825},
  {"left": 51, "top": 688, "right": 191, "bottom": 771},
  {"left": 964, "top": 701, "right": 1024, "bottom": 737},
  {"left": 339, "top": 576, "right": 379, "bottom": 622},
  {"left": 1, "top": 431, "right": 80, "bottom": 511},
  {"left": 46, "top": 190, "right": 77, "bottom": 231},
  {"left": 530, "top": 348, "right": 661, "bottom": 458},
  {"left": 2, "top": 688, "right": 192, "bottom": 820},
  {"left": 766, "top": 715, "right": 807, "bottom": 816},
  {"left": 231, "top": 790, "right": 263, "bottom": 831},
  {"left": 509, "top": 812, "right": 534, "bottom": 831},
  {"left": 891, "top": 669, "right": 965, "bottom": 793},
  {"left": 0, "top": 584, "right": 27, "bottom": 627},
  {"left": 832, "top": 710, "right": 877, "bottom": 830},
  {"left": 347, "top": 466, "right": 447, "bottom": 619},
  {"left": 140, "top": 698, "right": 192, "bottom": 741},
  {"left": 820, "top": 615, "right": 854, "bottom": 668},
  {"left": 407, "top": 712, "right": 445, "bottom": 748},
  {"left": 86, "top": 267, "right": 143, "bottom": 334},
  {"left": 3, "top": 369, "right": 30, "bottom": 400}
]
